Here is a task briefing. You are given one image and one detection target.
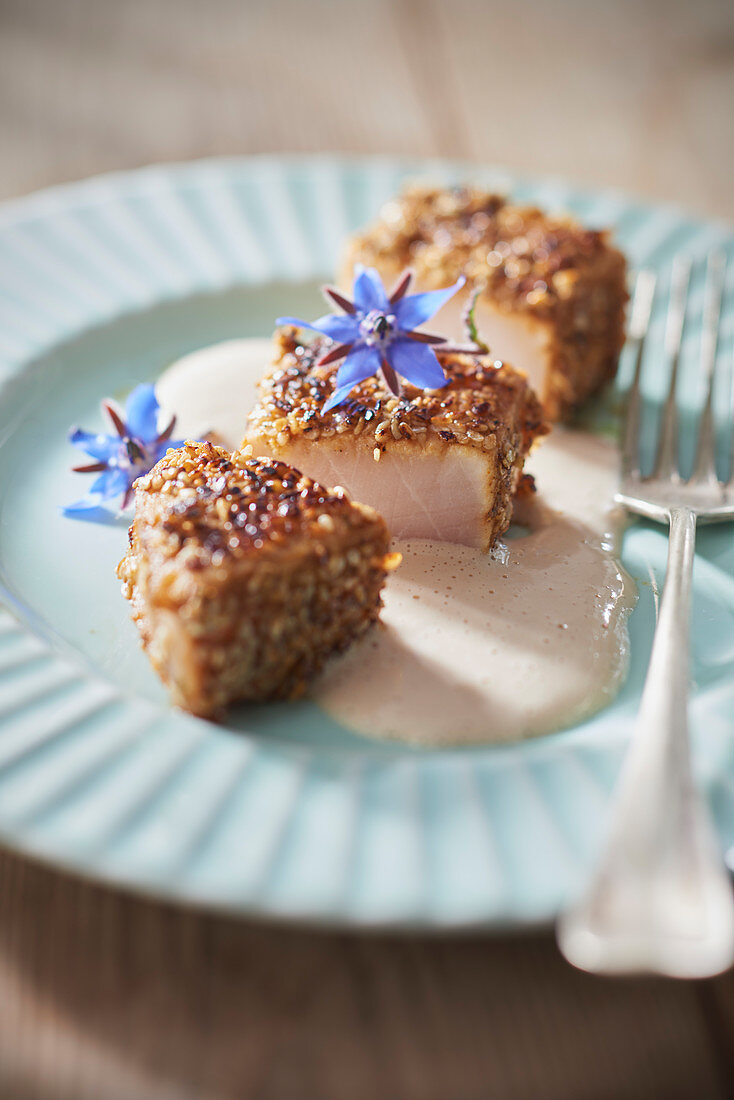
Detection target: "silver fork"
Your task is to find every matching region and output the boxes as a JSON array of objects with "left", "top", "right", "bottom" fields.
[{"left": 558, "top": 252, "right": 734, "bottom": 978}]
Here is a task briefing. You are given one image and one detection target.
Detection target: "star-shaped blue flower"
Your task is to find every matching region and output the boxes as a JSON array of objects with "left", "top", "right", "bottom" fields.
[
  {"left": 64, "top": 384, "right": 184, "bottom": 516},
  {"left": 277, "top": 266, "right": 465, "bottom": 413}
]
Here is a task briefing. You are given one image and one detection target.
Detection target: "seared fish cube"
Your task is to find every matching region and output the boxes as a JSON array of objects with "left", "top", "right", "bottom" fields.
[
  {"left": 341, "top": 184, "right": 628, "bottom": 420},
  {"left": 244, "top": 330, "right": 547, "bottom": 552},
  {"left": 118, "top": 442, "right": 396, "bottom": 718}
]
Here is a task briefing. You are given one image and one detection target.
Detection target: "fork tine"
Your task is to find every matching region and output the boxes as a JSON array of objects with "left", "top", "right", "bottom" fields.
[
  {"left": 691, "top": 252, "right": 726, "bottom": 485},
  {"left": 652, "top": 256, "right": 692, "bottom": 481},
  {"left": 621, "top": 270, "right": 656, "bottom": 480},
  {"left": 730, "top": 341, "right": 734, "bottom": 486}
]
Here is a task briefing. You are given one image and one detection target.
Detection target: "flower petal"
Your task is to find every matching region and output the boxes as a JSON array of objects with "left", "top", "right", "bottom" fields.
[
  {"left": 388, "top": 338, "right": 447, "bottom": 390},
  {"left": 153, "top": 438, "right": 185, "bottom": 463},
  {"left": 62, "top": 495, "right": 108, "bottom": 515},
  {"left": 90, "top": 468, "right": 130, "bottom": 500},
  {"left": 68, "top": 428, "right": 119, "bottom": 462},
  {"left": 351, "top": 265, "right": 390, "bottom": 313},
  {"left": 63, "top": 468, "right": 129, "bottom": 515},
  {"left": 393, "top": 276, "right": 466, "bottom": 330},
  {"left": 124, "top": 384, "right": 160, "bottom": 441},
  {"left": 333, "top": 345, "right": 382, "bottom": 389},
  {"left": 322, "top": 346, "right": 382, "bottom": 413},
  {"left": 322, "top": 381, "right": 362, "bottom": 415},
  {"left": 276, "top": 314, "right": 361, "bottom": 342}
]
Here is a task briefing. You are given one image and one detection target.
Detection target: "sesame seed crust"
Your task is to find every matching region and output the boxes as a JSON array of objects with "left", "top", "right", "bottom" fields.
[
  {"left": 342, "top": 183, "right": 625, "bottom": 316},
  {"left": 340, "top": 184, "right": 629, "bottom": 420},
  {"left": 245, "top": 329, "right": 547, "bottom": 462},
  {"left": 132, "top": 441, "right": 382, "bottom": 563},
  {"left": 118, "top": 442, "right": 397, "bottom": 718}
]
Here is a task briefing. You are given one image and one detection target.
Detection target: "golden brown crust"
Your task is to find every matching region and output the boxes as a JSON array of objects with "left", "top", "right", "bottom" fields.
[
  {"left": 118, "top": 442, "right": 396, "bottom": 717},
  {"left": 131, "top": 442, "right": 382, "bottom": 564},
  {"left": 245, "top": 329, "right": 548, "bottom": 463},
  {"left": 341, "top": 184, "right": 629, "bottom": 420}
]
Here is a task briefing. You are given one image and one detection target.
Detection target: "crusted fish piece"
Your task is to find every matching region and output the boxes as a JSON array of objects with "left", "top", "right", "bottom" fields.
[
  {"left": 340, "top": 184, "right": 628, "bottom": 420},
  {"left": 244, "top": 330, "right": 547, "bottom": 551},
  {"left": 118, "top": 442, "right": 396, "bottom": 718}
]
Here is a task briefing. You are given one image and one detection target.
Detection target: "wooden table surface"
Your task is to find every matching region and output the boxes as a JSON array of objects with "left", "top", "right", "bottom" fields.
[{"left": 1, "top": 1, "right": 733, "bottom": 1097}]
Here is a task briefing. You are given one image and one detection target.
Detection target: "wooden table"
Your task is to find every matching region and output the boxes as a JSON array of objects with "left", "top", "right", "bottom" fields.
[{"left": 0, "top": 1, "right": 733, "bottom": 1096}]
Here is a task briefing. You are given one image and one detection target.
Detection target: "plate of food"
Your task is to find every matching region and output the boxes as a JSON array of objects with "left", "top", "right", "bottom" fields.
[{"left": 0, "top": 155, "right": 732, "bottom": 928}]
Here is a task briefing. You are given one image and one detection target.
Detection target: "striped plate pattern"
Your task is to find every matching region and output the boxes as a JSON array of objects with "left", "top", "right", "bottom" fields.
[{"left": 0, "top": 157, "right": 732, "bottom": 928}]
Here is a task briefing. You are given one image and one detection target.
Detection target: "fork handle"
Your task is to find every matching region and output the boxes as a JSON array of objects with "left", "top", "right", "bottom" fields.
[{"left": 558, "top": 506, "right": 734, "bottom": 977}]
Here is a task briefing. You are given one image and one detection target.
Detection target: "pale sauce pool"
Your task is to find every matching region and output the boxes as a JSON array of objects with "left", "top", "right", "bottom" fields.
[{"left": 158, "top": 338, "right": 636, "bottom": 746}]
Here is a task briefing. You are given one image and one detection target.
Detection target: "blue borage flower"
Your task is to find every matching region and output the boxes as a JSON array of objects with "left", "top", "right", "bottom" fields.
[
  {"left": 277, "top": 266, "right": 465, "bottom": 413},
  {"left": 64, "top": 384, "right": 184, "bottom": 516}
]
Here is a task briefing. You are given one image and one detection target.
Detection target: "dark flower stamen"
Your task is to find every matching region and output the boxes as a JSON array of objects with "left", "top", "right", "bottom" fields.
[{"left": 125, "top": 438, "right": 146, "bottom": 463}]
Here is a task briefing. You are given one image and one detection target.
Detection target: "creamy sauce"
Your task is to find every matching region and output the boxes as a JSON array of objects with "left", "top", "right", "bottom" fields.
[
  {"left": 157, "top": 338, "right": 272, "bottom": 452},
  {"left": 158, "top": 339, "right": 636, "bottom": 747},
  {"left": 316, "top": 448, "right": 634, "bottom": 746}
]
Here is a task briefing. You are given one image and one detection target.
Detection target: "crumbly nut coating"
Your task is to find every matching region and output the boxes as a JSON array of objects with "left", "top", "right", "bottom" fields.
[
  {"left": 341, "top": 184, "right": 629, "bottom": 420},
  {"left": 118, "top": 442, "right": 396, "bottom": 718},
  {"left": 247, "top": 330, "right": 546, "bottom": 458}
]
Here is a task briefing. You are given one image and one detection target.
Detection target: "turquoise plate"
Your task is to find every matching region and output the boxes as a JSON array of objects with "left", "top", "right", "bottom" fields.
[{"left": 0, "top": 156, "right": 732, "bottom": 928}]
